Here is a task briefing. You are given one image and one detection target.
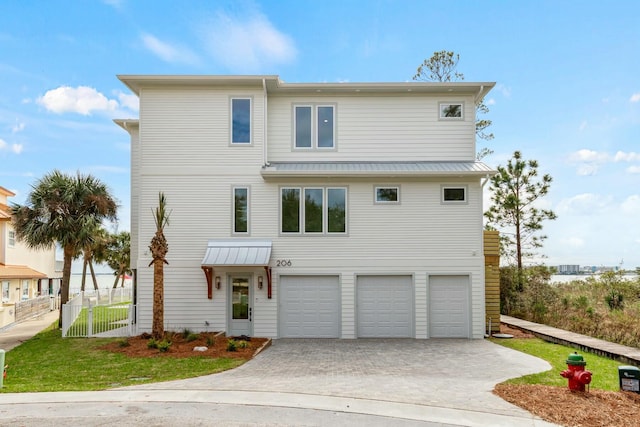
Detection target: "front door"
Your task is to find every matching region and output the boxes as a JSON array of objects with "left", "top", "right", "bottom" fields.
[{"left": 229, "top": 276, "right": 252, "bottom": 336}]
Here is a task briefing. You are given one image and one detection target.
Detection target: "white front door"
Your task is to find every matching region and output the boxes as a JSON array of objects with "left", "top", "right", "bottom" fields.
[{"left": 229, "top": 276, "right": 252, "bottom": 337}]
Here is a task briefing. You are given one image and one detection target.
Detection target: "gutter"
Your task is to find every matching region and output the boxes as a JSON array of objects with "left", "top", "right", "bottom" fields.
[{"left": 262, "top": 78, "right": 269, "bottom": 167}]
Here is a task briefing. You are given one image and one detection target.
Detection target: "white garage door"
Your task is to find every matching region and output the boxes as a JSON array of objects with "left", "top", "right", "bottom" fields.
[
  {"left": 279, "top": 275, "right": 340, "bottom": 338},
  {"left": 429, "top": 275, "right": 470, "bottom": 338},
  {"left": 357, "top": 275, "right": 413, "bottom": 338}
]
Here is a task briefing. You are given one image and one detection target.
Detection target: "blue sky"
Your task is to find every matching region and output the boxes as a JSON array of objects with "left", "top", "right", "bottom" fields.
[{"left": 1, "top": 0, "right": 639, "bottom": 270}]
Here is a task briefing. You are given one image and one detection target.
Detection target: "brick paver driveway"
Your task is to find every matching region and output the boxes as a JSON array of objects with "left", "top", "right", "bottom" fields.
[{"left": 126, "top": 338, "right": 550, "bottom": 417}]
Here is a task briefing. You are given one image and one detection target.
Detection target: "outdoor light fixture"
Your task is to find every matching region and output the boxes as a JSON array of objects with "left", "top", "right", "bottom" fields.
[
  {"left": 258, "top": 276, "right": 263, "bottom": 289},
  {"left": 215, "top": 276, "right": 221, "bottom": 289}
]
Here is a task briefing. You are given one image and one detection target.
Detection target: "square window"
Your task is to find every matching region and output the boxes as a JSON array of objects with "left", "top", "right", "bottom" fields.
[
  {"left": 231, "top": 98, "right": 251, "bottom": 144},
  {"left": 439, "top": 103, "right": 463, "bottom": 119},
  {"left": 375, "top": 187, "right": 399, "bottom": 203},
  {"left": 442, "top": 186, "right": 467, "bottom": 203}
]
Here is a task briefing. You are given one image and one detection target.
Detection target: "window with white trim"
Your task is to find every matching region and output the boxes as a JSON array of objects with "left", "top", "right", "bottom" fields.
[
  {"left": 442, "top": 185, "right": 468, "bottom": 203},
  {"left": 375, "top": 186, "right": 400, "bottom": 204},
  {"left": 281, "top": 187, "right": 346, "bottom": 234},
  {"left": 8, "top": 230, "right": 16, "bottom": 247},
  {"left": 294, "top": 104, "right": 335, "bottom": 149},
  {"left": 439, "top": 102, "right": 463, "bottom": 119},
  {"left": 22, "top": 279, "right": 29, "bottom": 300},
  {"left": 2, "top": 281, "right": 9, "bottom": 302},
  {"left": 233, "top": 186, "right": 249, "bottom": 234},
  {"left": 231, "top": 98, "right": 251, "bottom": 144}
]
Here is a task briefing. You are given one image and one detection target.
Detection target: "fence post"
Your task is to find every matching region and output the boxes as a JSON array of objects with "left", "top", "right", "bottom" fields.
[{"left": 87, "top": 302, "right": 93, "bottom": 337}]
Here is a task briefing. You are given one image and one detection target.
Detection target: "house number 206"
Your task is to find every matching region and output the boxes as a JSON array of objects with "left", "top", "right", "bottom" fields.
[{"left": 276, "top": 259, "right": 292, "bottom": 267}]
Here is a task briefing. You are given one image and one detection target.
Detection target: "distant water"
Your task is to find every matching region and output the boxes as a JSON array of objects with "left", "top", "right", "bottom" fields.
[
  {"left": 69, "top": 273, "right": 131, "bottom": 294},
  {"left": 551, "top": 274, "right": 638, "bottom": 284}
]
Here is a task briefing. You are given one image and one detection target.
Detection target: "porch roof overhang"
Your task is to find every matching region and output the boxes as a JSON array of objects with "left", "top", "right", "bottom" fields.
[
  {"left": 260, "top": 161, "right": 496, "bottom": 179},
  {"left": 0, "top": 264, "right": 47, "bottom": 279},
  {"left": 201, "top": 239, "right": 272, "bottom": 266}
]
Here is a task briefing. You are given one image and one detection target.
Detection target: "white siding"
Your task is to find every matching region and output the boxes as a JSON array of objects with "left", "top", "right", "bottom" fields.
[
  {"left": 267, "top": 94, "right": 476, "bottom": 162},
  {"left": 128, "top": 82, "right": 487, "bottom": 339}
]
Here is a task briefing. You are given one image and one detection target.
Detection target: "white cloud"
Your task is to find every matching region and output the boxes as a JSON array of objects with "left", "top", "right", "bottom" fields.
[
  {"left": 141, "top": 33, "right": 200, "bottom": 65},
  {"left": 117, "top": 92, "right": 139, "bottom": 112},
  {"left": 0, "top": 138, "right": 22, "bottom": 154},
  {"left": 568, "top": 149, "right": 609, "bottom": 163},
  {"left": 630, "top": 93, "right": 640, "bottom": 103},
  {"left": 627, "top": 166, "right": 640, "bottom": 174},
  {"left": 200, "top": 10, "right": 296, "bottom": 72},
  {"left": 12, "top": 121, "right": 25, "bottom": 133},
  {"left": 485, "top": 98, "right": 496, "bottom": 106},
  {"left": 495, "top": 83, "right": 511, "bottom": 98},
  {"left": 37, "top": 86, "right": 118, "bottom": 115},
  {"left": 613, "top": 151, "right": 640, "bottom": 162}
]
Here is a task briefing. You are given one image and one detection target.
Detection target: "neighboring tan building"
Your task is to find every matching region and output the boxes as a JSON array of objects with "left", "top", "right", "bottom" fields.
[
  {"left": 117, "top": 75, "right": 496, "bottom": 339},
  {"left": 0, "top": 186, "right": 60, "bottom": 327}
]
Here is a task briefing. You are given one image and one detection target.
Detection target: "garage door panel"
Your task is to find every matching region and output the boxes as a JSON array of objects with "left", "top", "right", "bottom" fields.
[
  {"left": 429, "top": 275, "right": 470, "bottom": 338},
  {"left": 357, "top": 275, "right": 413, "bottom": 338},
  {"left": 280, "top": 276, "right": 340, "bottom": 338}
]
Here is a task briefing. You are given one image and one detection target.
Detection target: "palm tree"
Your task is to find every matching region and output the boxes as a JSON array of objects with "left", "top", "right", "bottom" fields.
[
  {"left": 105, "top": 231, "right": 131, "bottom": 288},
  {"left": 149, "top": 192, "right": 170, "bottom": 339},
  {"left": 11, "top": 170, "right": 117, "bottom": 327},
  {"left": 80, "top": 226, "right": 110, "bottom": 291}
]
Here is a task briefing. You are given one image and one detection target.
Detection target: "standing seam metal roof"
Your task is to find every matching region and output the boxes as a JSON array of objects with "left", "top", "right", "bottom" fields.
[{"left": 202, "top": 240, "right": 272, "bottom": 266}]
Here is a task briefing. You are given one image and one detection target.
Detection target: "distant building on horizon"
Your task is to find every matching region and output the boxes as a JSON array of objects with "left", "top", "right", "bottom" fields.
[{"left": 557, "top": 265, "right": 580, "bottom": 275}]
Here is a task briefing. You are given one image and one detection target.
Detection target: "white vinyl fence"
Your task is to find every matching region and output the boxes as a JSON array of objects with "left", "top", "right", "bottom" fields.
[{"left": 62, "top": 288, "right": 135, "bottom": 338}]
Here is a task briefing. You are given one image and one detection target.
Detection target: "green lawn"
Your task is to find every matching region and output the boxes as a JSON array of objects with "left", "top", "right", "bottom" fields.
[
  {"left": 1, "top": 324, "right": 244, "bottom": 393},
  {"left": 490, "top": 337, "right": 626, "bottom": 391}
]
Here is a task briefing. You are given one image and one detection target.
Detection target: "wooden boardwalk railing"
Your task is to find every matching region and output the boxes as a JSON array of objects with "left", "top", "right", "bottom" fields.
[{"left": 501, "top": 315, "right": 640, "bottom": 366}]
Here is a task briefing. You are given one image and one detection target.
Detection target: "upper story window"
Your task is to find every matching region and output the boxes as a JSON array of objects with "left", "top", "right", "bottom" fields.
[
  {"left": 375, "top": 186, "right": 400, "bottom": 204},
  {"left": 442, "top": 185, "right": 468, "bottom": 204},
  {"left": 281, "top": 186, "right": 347, "bottom": 234},
  {"left": 231, "top": 98, "right": 251, "bottom": 144},
  {"left": 8, "top": 230, "right": 16, "bottom": 247},
  {"left": 233, "top": 186, "right": 249, "bottom": 234},
  {"left": 439, "top": 102, "right": 463, "bottom": 120},
  {"left": 294, "top": 105, "right": 335, "bottom": 149}
]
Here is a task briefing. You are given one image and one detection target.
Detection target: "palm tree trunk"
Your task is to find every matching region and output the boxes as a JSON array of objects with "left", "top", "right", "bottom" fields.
[
  {"left": 89, "top": 261, "right": 99, "bottom": 290},
  {"left": 152, "top": 259, "right": 164, "bottom": 339},
  {"left": 59, "top": 245, "right": 74, "bottom": 328},
  {"left": 81, "top": 259, "right": 88, "bottom": 292}
]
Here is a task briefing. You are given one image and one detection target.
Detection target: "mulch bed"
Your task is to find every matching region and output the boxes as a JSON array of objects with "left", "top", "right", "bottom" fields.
[{"left": 100, "top": 332, "right": 270, "bottom": 359}]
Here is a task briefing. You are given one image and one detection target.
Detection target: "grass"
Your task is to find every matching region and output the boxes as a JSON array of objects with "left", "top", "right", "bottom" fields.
[
  {"left": 490, "top": 337, "right": 625, "bottom": 391},
  {"left": 1, "top": 323, "right": 244, "bottom": 393}
]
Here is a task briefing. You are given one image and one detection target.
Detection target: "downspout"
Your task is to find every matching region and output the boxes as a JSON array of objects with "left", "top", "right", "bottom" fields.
[{"left": 262, "top": 78, "right": 269, "bottom": 166}]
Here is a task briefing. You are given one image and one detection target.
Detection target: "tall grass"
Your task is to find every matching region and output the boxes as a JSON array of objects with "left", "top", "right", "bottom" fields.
[{"left": 501, "top": 268, "right": 640, "bottom": 347}]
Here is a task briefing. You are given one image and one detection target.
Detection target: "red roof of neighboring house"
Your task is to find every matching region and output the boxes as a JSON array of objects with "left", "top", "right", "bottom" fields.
[{"left": 0, "top": 264, "right": 47, "bottom": 279}]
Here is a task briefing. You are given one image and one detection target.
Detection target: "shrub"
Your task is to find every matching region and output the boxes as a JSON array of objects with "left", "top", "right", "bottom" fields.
[
  {"left": 236, "top": 340, "right": 249, "bottom": 349},
  {"left": 605, "top": 290, "right": 624, "bottom": 310},
  {"left": 181, "top": 328, "right": 192, "bottom": 338},
  {"left": 147, "top": 338, "right": 158, "bottom": 349},
  {"left": 206, "top": 336, "right": 215, "bottom": 347},
  {"left": 226, "top": 339, "right": 237, "bottom": 352},
  {"left": 186, "top": 333, "right": 199, "bottom": 342},
  {"left": 157, "top": 340, "right": 172, "bottom": 352},
  {"left": 117, "top": 339, "right": 130, "bottom": 348}
]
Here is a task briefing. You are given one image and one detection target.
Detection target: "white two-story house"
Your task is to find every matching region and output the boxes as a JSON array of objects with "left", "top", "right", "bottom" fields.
[
  {"left": 116, "top": 75, "right": 495, "bottom": 339},
  {"left": 1, "top": 186, "right": 59, "bottom": 327}
]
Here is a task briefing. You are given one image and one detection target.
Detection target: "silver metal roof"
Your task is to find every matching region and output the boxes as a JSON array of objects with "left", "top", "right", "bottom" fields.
[
  {"left": 202, "top": 239, "right": 272, "bottom": 266},
  {"left": 261, "top": 161, "right": 495, "bottom": 178}
]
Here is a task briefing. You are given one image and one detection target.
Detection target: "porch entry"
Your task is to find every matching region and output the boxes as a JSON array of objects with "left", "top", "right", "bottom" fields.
[{"left": 229, "top": 275, "right": 252, "bottom": 336}]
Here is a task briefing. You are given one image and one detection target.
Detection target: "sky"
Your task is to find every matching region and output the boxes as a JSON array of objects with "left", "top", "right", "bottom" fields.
[{"left": 1, "top": 0, "right": 639, "bottom": 270}]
